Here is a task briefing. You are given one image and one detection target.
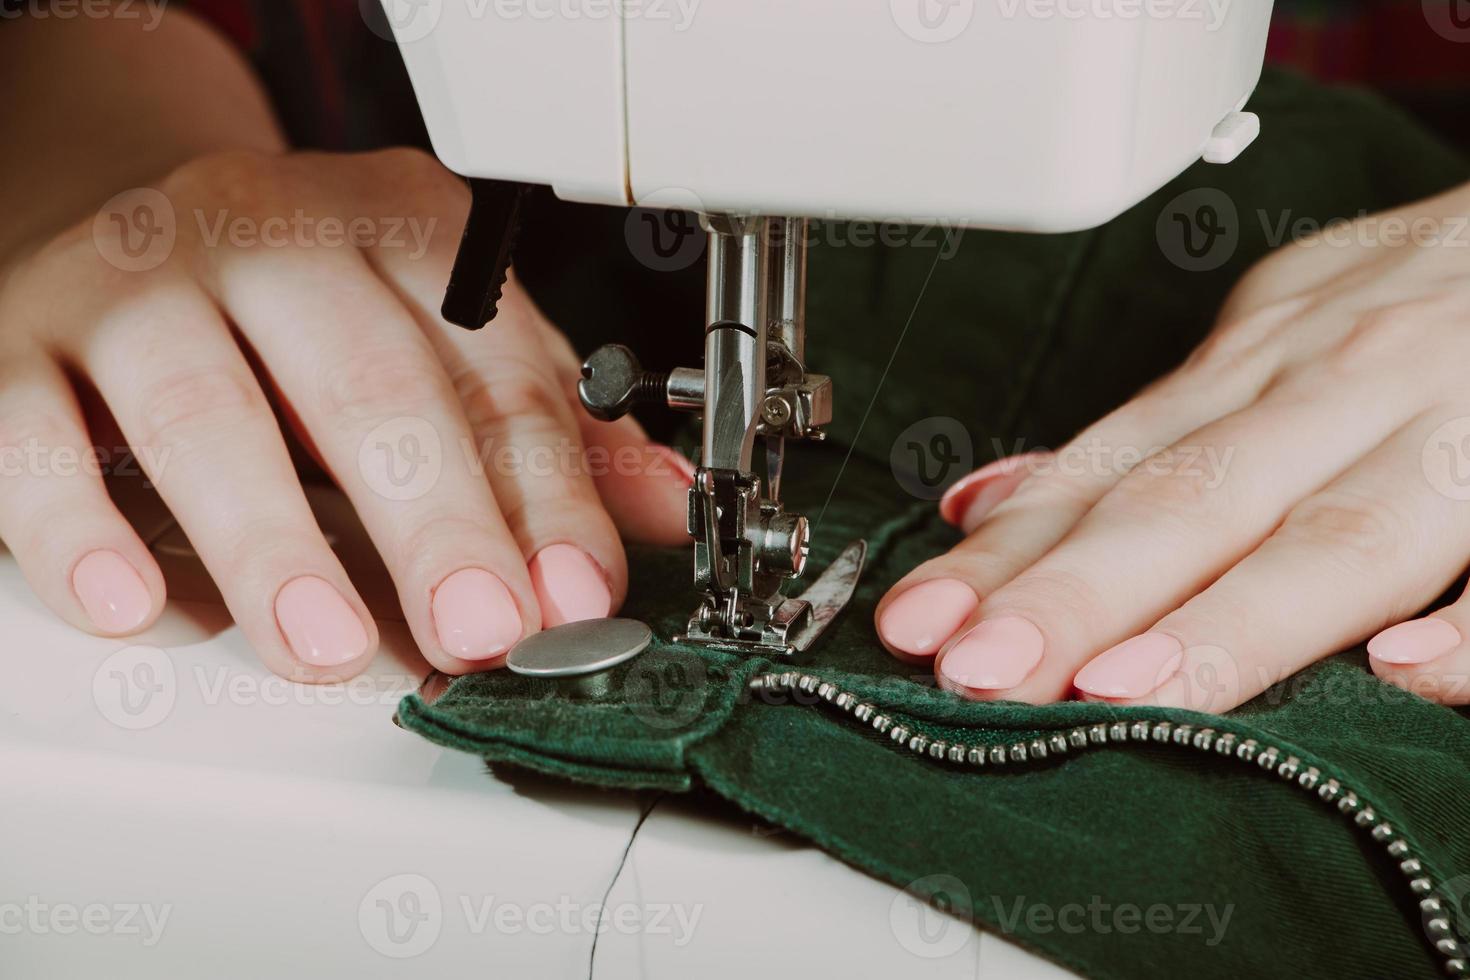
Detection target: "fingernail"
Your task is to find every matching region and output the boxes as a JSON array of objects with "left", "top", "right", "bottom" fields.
[
  {"left": 1368, "top": 618, "right": 1461, "bottom": 665},
  {"left": 939, "top": 452, "right": 1046, "bottom": 529},
  {"left": 651, "top": 445, "right": 696, "bottom": 486},
  {"left": 1074, "top": 632, "right": 1184, "bottom": 700},
  {"left": 72, "top": 550, "right": 151, "bottom": 633},
  {"left": 877, "top": 578, "right": 978, "bottom": 658},
  {"left": 275, "top": 576, "right": 370, "bottom": 667},
  {"left": 937, "top": 616, "right": 1045, "bottom": 695},
  {"left": 432, "top": 568, "right": 523, "bottom": 662},
  {"left": 529, "top": 544, "right": 612, "bottom": 628}
]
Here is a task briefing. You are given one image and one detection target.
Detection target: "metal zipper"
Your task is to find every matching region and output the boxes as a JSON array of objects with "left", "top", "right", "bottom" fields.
[{"left": 749, "top": 670, "right": 1469, "bottom": 977}]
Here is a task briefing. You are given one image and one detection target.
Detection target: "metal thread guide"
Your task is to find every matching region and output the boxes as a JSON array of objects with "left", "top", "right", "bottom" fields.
[{"left": 578, "top": 215, "right": 856, "bottom": 657}]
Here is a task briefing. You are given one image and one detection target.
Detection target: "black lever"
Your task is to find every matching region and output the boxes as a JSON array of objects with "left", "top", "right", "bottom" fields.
[{"left": 441, "top": 178, "right": 534, "bottom": 330}]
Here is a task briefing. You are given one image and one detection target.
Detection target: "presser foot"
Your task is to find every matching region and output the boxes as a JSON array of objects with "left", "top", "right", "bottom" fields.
[
  {"left": 681, "top": 466, "right": 812, "bottom": 657},
  {"left": 675, "top": 539, "right": 868, "bottom": 659},
  {"left": 676, "top": 594, "right": 814, "bottom": 658}
]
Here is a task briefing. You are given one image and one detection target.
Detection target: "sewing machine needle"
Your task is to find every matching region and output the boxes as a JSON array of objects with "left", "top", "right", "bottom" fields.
[{"left": 766, "top": 436, "right": 785, "bottom": 501}]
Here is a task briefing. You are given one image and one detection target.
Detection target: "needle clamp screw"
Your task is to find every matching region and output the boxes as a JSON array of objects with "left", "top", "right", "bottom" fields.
[{"left": 578, "top": 344, "right": 671, "bottom": 422}]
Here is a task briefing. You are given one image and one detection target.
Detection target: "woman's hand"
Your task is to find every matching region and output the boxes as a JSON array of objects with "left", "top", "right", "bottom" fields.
[
  {"left": 0, "top": 148, "right": 692, "bottom": 682},
  {"left": 876, "top": 183, "right": 1470, "bottom": 710}
]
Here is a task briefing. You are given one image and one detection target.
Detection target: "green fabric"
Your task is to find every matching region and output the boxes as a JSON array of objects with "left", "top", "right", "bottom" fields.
[{"left": 400, "top": 71, "right": 1470, "bottom": 978}]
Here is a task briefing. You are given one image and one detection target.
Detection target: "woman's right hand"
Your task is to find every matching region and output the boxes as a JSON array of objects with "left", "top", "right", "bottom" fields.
[{"left": 0, "top": 148, "right": 694, "bottom": 682}]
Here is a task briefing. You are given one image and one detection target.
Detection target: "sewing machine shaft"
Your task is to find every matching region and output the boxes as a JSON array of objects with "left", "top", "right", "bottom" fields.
[{"left": 578, "top": 215, "right": 832, "bottom": 656}]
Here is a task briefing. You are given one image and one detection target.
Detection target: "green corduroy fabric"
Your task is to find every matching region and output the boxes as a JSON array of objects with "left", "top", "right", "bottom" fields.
[{"left": 398, "top": 71, "right": 1470, "bottom": 978}]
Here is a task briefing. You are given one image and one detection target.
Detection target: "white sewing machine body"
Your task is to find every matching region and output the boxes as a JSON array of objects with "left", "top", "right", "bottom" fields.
[
  {"left": 393, "top": 0, "right": 1274, "bottom": 232},
  {"left": 387, "top": 0, "right": 1276, "bottom": 653}
]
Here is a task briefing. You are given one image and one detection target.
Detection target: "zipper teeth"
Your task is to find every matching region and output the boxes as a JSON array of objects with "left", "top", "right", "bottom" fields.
[{"left": 750, "top": 671, "right": 1470, "bottom": 978}]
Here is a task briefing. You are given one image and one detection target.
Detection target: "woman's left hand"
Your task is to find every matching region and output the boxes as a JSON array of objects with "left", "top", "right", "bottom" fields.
[{"left": 875, "top": 183, "right": 1470, "bottom": 711}]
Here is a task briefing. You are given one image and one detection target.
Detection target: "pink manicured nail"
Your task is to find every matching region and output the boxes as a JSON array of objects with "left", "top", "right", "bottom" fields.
[
  {"left": 939, "top": 452, "right": 1046, "bottom": 530},
  {"left": 529, "top": 544, "right": 612, "bottom": 628},
  {"left": 72, "top": 550, "right": 151, "bottom": 633},
  {"left": 1368, "top": 618, "right": 1461, "bottom": 665},
  {"left": 1074, "top": 633, "right": 1184, "bottom": 700},
  {"left": 938, "top": 616, "right": 1045, "bottom": 695},
  {"left": 275, "top": 576, "right": 369, "bottom": 667},
  {"left": 432, "top": 568, "right": 523, "bottom": 662},
  {"left": 877, "top": 578, "right": 978, "bottom": 658},
  {"left": 651, "top": 445, "right": 696, "bottom": 485}
]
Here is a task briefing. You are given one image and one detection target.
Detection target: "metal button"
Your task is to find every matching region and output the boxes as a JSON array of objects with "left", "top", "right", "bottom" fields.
[{"left": 505, "top": 618, "right": 653, "bottom": 698}]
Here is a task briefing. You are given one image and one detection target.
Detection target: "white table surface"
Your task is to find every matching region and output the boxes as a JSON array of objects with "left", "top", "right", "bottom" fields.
[{"left": 0, "top": 485, "right": 1071, "bottom": 979}]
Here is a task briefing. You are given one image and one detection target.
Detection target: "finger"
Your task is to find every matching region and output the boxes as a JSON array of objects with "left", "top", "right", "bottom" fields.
[
  {"left": 334, "top": 154, "right": 634, "bottom": 626},
  {"left": 0, "top": 346, "right": 163, "bottom": 635},
  {"left": 1368, "top": 615, "right": 1470, "bottom": 707},
  {"left": 874, "top": 315, "right": 1288, "bottom": 663},
  {"left": 59, "top": 281, "right": 376, "bottom": 680},
  {"left": 1218, "top": 187, "right": 1470, "bottom": 324},
  {"left": 1074, "top": 412, "right": 1470, "bottom": 710},
  {"left": 875, "top": 453, "right": 1047, "bottom": 666},
  {"left": 209, "top": 241, "right": 535, "bottom": 673},
  {"left": 932, "top": 370, "right": 1424, "bottom": 703},
  {"left": 575, "top": 415, "right": 695, "bottom": 548},
  {"left": 424, "top": 286, "right": 624, "bottom": 627},
  {"left": 938, "top": 450, "right": 1048, "bottom": 533},
  {"left": 341, "top": 148, "right": 693, "bottom": 548},
  {"left": 531, "top": 313, "right": 693, "bottom": 547}
]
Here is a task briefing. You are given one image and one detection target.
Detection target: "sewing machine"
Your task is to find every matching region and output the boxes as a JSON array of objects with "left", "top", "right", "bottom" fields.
[{"left": 386, "top": 0, "right": 1274, "bottom": 654}]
